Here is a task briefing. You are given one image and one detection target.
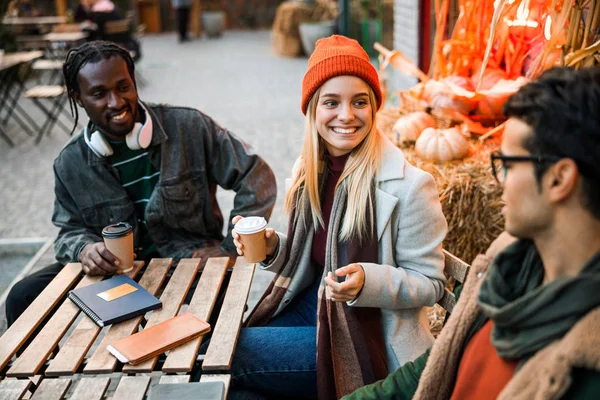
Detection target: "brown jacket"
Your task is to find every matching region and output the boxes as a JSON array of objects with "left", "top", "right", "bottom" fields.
[{"left": 415, "top": 233, "right": 600, "bottom": 400}]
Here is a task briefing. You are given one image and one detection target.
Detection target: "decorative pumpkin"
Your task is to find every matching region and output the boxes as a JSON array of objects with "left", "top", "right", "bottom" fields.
[
  {"left": 415, "top": 127, "right": 469, "bottom": 163},
  {"left": 423, "top": 78, "right": 477, "bottom": 116},
  {"left": 392, "top": 111, "right": 436, "bottom": 146},
  {"left": 471, "top": 67, "right": 508, "bottom": 91},
  {"left": 475, "top": 95, "right": 506, "bottom": 118},
  {"left": 442, "top": 75, "right": 474, "bottom": 91},
  {"left": 474, "top": 77, "right": 529, "bottom": 118}
]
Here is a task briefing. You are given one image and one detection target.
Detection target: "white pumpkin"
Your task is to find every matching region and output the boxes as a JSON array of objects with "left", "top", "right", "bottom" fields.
[
  {"left": 415, "top": 127, "right": 469, "bottom": 163},
  {"left": 392, "top": 111, "right": 436, "bottom": 145}
]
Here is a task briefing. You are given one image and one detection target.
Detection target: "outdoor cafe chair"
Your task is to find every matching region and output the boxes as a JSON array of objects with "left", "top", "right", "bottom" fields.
[{"left": 23, "top": 84, "right": 73, "bottom": 143}]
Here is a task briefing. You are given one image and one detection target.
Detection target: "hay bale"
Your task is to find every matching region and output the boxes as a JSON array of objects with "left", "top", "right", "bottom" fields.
[
  {"left": 272, "top": 30, "right": 304, "bottom": 58},
  {"left": 428, "top": 304, "right": 447, "bottom": 338},
  {"left": 378, "top": 108, "right": 505, "bottom": 264},
  {"left": 271, "top": 1, "right": 313, "bottom": 57},
  {"left": 376, "top": 108, "right": 403, "bottom": 145}
]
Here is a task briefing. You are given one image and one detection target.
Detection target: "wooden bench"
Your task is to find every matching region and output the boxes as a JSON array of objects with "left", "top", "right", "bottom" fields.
[
  {"left": 0, "top": 256, "right": 256, "bottom": 399},
  {"left": 437, "top": 249, "right": 471, "bottom": 316}
]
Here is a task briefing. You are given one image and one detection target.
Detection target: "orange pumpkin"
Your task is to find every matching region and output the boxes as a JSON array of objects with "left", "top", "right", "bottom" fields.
[
  {"left": 423, "top": 78, "right": 477, "bottom": 115},
  {"left": 474, "top": 77, "right": 529, "bottom": 118}
]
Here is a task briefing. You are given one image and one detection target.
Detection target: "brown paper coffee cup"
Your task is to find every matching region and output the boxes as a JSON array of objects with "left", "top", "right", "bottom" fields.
[
  {"left": 234, "top": 217, "right": 268, "bottom": 263},
  {"left": 239, "top": 230, "right": 267, "bottom": 263},
  {"left": 102, "top": 222, "right": 134, "bottom": 272}
]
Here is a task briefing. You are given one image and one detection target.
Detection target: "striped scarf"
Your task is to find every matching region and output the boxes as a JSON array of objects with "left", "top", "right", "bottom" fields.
[{"left": 245, "top": 180, "right": 387, "bottom": 399}]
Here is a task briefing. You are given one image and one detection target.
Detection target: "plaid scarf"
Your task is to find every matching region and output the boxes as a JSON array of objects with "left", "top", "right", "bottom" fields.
[{"left": 245, "top": 180, "right": 387, "bottom": 399}]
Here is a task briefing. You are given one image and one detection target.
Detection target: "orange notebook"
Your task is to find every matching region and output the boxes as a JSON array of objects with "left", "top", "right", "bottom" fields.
[{"left": 107, "top": 312, "right": 211, "bottom": 365}]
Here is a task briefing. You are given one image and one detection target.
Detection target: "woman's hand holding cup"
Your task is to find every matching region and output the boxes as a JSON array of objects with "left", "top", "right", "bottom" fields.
[{"left": 232, "top": 215, "right": 278, "bottom": 262}]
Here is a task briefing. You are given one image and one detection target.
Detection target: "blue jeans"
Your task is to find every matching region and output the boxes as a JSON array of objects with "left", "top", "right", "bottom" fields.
[{"left": 221, "top": 277, "right": 320, "bottom": 400}]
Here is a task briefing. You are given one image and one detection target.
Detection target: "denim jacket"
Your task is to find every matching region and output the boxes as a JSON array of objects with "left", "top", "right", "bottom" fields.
[{"left": 52, "top": 102, "right": 277, "bottom": 264}]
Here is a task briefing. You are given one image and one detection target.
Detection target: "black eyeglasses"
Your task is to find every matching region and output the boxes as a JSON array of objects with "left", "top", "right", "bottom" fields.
[{"left": 490, "top": 151, "right": 562, "bottom": 184}]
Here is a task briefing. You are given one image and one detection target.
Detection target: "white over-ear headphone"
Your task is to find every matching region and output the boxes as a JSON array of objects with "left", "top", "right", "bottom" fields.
[{"left": 83, "top": 105, "right": 153, "bottom": 158}]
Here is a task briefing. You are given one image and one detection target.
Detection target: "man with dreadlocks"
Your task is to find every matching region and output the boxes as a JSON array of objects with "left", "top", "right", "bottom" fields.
[{"left": 5, "top": 41, "right": 276, "bottom": 326}]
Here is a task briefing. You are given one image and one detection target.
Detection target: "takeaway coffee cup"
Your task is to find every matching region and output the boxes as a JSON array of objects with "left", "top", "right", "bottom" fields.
[
  {"left": 234, "top": 217, "right": 268, "bottom": 263},
  {"left": 102, "top": 222, "right": 134, "bottom": 272}
]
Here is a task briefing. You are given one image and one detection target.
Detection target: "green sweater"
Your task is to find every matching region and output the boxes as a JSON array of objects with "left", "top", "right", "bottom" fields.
[{"left": 108, "top": 140, "right": 159, "bottom": 260}]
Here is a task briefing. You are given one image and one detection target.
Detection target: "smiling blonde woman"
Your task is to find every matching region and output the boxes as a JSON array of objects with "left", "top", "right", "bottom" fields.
[{"left": 229, "top": 35, "right": 448, "bottom": 400}]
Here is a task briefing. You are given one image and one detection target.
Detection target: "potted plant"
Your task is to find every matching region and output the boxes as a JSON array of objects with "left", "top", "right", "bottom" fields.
[
  {"left": 298, "top": 2, "right": 338, "bottom": 56},
  {"left": 202, "top": 0, "right": 225, "bottom": 38}
]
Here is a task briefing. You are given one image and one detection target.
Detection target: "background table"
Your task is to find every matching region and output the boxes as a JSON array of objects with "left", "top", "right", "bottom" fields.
[
  {"left": 2, "top": 17, "right": 68, "bottom": 27},
  {"left": 42, "top": 32, "right": 90, "bottom": 60}
]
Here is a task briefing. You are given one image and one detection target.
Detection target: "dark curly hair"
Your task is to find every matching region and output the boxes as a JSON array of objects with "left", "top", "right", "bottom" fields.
[
  {"left": 62, "top": 41, "right": 136, "bottom": 135},
  {"left": 504, "top": 66, "right": 600, "bottom": 219}
]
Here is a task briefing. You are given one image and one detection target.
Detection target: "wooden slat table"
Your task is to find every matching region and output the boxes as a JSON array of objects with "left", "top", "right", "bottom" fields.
[
  {"left": 122, "top": 259, "right": 201, "bottom": 373},
  {"left": 112, "top": 376, "right": 151, "bottom": 400},
  {"left": 6, "top": 274, "right": 104, "bottom": 377},
  {"left": 0, "top": 256, "right": 256, "bottom": 399},
  {"left": 162, "top": 257, "right": 229, "bottom": 373},
  {"left": 203, "top": 258, "right": 255, "bottom": 370},
  {"left": 45, "top": 262, "right": 146, "bottom": 377},
  {"left": 0, "top": 263, "right": 80, "bottom": 372},
  {"left": 30, "top": 378, "right": 71, "bottom": 400},
  {"left": 0, "top": 379, "right": 31, "bottom": 400},
  {"left": 83, "top": 259, "right": 172, "bottom": 375},
  {"left": 158, "top": 375, "right": 190, "bottom": 384},
  {"left": 201, "top": 374, "right": 232, "bottom": 399},
  {"left": 69, "top": 377, "right": 110, "bottom": 400}
]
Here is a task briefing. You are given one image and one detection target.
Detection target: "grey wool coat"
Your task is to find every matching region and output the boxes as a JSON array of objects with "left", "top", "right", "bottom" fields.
[{"left": 261, "top": 137, "right": 448, "bottom": 372}]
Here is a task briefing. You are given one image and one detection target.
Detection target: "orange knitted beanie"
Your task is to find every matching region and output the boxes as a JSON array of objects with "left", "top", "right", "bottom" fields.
[{"left": 301, "top": 34, "right": 382, "bottom": 115}]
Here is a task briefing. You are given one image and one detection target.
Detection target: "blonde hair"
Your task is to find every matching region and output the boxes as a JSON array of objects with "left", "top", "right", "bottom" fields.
[{"left": 284, "top": 85, "right": 383, "bottom": 243}]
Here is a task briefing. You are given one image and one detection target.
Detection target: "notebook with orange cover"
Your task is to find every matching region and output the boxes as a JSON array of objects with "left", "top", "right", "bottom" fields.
[{"left": 107, "top": 312, "right": 211, "bottom": 365}]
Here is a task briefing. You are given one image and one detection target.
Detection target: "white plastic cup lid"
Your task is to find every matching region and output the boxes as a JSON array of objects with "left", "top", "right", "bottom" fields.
[{"left": 234, "top": 216, "right": 267, "bottom": 234}]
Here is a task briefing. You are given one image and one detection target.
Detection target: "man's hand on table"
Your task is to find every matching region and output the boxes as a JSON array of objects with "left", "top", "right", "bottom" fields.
[{"left": 79, "top": 242, "right": 123, "bottom": 276}]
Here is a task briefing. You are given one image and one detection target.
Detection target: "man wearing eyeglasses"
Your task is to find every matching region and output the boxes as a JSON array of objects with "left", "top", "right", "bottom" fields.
[{"left": 344, "top": 66, "right": 600, "bottom": 399}]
